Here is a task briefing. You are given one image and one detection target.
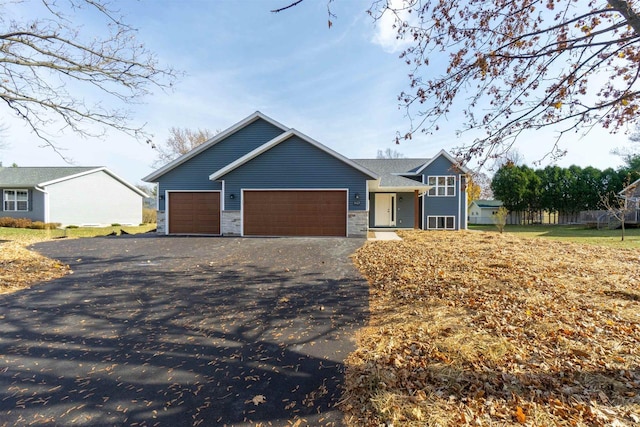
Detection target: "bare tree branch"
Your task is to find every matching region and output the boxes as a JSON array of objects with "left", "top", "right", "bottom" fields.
[
  {"left": 271, "top": 0, "right": 305, "bottom": 13},
  {"left": 152, "top": 127, "right": 216, "bottom": 168},
  {"left": 0, "top": 0, "right": 179, "bottom": 153}
]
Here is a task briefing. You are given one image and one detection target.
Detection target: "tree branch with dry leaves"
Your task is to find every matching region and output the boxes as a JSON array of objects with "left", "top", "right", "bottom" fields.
[
  {"left": 368, "top": 0, "right": 640, "bottom": 166},
  {"left": 0, "top": 0, "right": 179, "bottom": 155}
]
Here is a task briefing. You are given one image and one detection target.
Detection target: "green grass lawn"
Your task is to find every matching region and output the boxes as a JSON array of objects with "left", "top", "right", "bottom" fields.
[
  {"left": 470, "top": 224, "right": 640, "bottom": 249},
  {"left": 0, "top": 224, "right": 157, "bottom": 244}
]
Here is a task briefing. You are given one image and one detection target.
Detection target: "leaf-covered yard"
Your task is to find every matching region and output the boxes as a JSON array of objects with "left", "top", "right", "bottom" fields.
[
  {"left": 0, "top": 241, "right": 70, "bottom": 294},
  {"left": 344, "top": 230, "right": 640, "bottom": 426}
]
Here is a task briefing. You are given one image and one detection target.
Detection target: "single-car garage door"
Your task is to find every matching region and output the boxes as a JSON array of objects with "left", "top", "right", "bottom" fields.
[
  {"left": 168, "top": 192, "right": 220, "bottom": 234},
  {"left": 243, "top": 190, "right": 347, "bottom": 236}
]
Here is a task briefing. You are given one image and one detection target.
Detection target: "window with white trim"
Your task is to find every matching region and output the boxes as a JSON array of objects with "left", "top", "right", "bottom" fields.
[
  {"left": 427, "top": 176, "right": 456, "bottom": 196},
  {"left": 427, "top": 216, "right": 455, "bottom": 230},
  {"left": 3, "top": 189, "right": 29, "bottom": 211}
]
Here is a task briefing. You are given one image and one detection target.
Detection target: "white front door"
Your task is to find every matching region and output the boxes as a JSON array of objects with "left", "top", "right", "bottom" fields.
[{"left": 374, "top": 193, "right": 396, "bottom": 226}]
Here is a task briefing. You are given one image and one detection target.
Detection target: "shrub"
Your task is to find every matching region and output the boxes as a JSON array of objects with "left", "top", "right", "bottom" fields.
[
  {"left": 66, "top": 225, "right": 79, "bottom": 229},
  {"left": 14, "top": 218, "right": 32, "bottom": 228},
  {"left": 0, "top": 217, "right": 33, "bottom": 228},
  {"left": 0, "top": 217, "right": 18, "bottom": 227},
  {"left": 0, "top": 217, "right": 61, "bottom": 230},
  {"left": 111, "top": 223, "right": 121, "bottom": 227},
  {"left": 142, "top": 208, "right": 157, "bottom": 224},
  {"left": 26, "top": 221, "right": 60, "bottom": 230},
  {"left": 492, "top": 206, "right": 509, "bottom": 233}
]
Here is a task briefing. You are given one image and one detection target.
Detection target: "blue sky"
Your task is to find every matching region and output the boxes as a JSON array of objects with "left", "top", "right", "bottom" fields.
[{"left": 1, "top": 0, "right": 635, "bottom": 186}]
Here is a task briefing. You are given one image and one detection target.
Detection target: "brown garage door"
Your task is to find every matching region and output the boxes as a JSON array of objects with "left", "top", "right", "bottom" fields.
[
  {"left": 168, "top": 192, "right": 220, "bottom": 234},
  {"left": 243, "top": 190, "right": 347, "bottom": 236}
]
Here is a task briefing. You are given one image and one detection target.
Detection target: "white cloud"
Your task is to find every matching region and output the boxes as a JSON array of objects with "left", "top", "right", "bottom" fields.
[{"left": 370, "top": 0, "right": 414, "bottom": 53}]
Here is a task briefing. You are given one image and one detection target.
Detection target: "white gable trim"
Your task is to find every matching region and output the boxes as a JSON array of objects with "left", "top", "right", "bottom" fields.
[
  {"left": 40, "top": 167, "right": 148, "bottom": 197},
  {"left": 142, "top": 111, "right": 290, "bottom": 182},
  {"left": 619, "top": 177, "right": 640, "bottom": 197},
  {"left": 209, "top": 129, "right": 379, "bottom": 181},
  {"left": 414, "top": 149, "right": 471, "bottom": 175}
]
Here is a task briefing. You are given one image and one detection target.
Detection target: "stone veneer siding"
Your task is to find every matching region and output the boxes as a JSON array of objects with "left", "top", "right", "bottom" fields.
[
  {"left": 348, "top": 211, "right": 368, "bottom": 237},
  {"left": 221, "top": 211, "right": 241, "bottom": 236},
  {"left": 156, "top": 211, "right": 166, "bottom": 234}
]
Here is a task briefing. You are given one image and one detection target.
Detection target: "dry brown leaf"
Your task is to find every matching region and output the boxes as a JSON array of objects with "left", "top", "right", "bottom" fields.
[
  {"left": 342, "top": 230, "right": 640, "bottom": 426},
  {"left": 250, "top": 394, "right": 266, "bottom": 406}
]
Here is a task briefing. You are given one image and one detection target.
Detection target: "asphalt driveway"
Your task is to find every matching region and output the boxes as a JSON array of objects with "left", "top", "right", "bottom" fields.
[{"left": 0, "top": 236, "right": 368, "bottom": 426}]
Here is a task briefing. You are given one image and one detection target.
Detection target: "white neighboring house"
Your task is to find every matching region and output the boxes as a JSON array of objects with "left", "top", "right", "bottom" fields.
[
  {"left": 0, "top": 166, "right": 147, "bottom": 227},
  {"left": 619, "top": 178, "right": 640, "bottom": 224},
  {"left": 468, "top": 199, "right": 504, "bottom": 225}
]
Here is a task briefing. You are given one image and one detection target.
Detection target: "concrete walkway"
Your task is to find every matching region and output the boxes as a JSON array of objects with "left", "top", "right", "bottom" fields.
[{"left": 369, "top": 231, "right": 403, "bottom": 241}]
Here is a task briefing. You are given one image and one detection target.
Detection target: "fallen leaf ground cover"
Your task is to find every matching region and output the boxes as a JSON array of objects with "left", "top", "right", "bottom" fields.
[
  {"left": 0, "top": 241, "right": 71, "bottom": 294},
  {"left": 344, "top": 230, "right": 640, "bottom": 426},
  {"left": 0, "top": 225, "right": 155, "bottom": 294}
]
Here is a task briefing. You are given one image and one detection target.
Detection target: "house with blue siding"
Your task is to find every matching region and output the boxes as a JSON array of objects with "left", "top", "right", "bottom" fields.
[{"left": 143, "top": 112, "right": 469, "bottom": 236}]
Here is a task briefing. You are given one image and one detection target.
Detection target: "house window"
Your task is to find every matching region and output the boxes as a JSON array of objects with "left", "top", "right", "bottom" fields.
[
  {"left": 427, "top": 216, "right": 455, "bottom": 230},
  {"left": 3, "top": 189, "right": 28, "bottom": 211},
  {"left": 427, "top": 176, "right": 456, "bottom": 196}
]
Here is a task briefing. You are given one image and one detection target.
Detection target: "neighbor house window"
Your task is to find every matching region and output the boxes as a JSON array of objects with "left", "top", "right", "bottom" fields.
[
  {"left": 3, "top": 189, "right": 28, "bottom": 211},
  {"left": 427, "top": 176, "right": 456, "bottom": 196},
  {"left": 427, "top": 216, "right": 455, "bottom": 230}
]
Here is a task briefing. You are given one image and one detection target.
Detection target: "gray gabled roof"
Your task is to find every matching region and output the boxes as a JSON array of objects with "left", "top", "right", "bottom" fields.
[
  {"left": 0, "top": 167, "right": 97, "bottom": 187},
  {"left": 0, "top": 166, "right": 148, "bottom": 197},
  {"left": 352, "top": 159, "right": 431, "bottom": 188},
  {"left": 472, "top": 199, "right": 503, "bottom": 208}
]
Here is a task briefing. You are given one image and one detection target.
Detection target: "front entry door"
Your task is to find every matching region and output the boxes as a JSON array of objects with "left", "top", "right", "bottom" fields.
[{"left": 375, "top": 193, "right": 396, "bottom": 226}]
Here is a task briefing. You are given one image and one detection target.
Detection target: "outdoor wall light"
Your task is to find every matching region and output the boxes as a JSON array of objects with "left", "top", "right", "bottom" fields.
[
  {"left": 354, "top": 193, "right": 360, "bottom": 200},
  {"left": 159, "top": 195, "right": 165, "bottom": 201},
  {"left": 229, "top": 194, "right": 235, "bottom": 199}
]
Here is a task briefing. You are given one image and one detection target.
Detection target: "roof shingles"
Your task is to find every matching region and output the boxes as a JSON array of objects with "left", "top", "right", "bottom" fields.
[
  {"left": 0, "top": 167, "right": 98, "bottom": 187},
  {"left": 352, "top": 159, "right": 431, "bottom": 188}
]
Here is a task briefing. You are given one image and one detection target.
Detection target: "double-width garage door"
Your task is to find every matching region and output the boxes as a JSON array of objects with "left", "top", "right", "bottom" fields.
[
  {"left": 168, "top": 192, "right": 220, "bottom": 234},
  {"left": 243, "top": 190, "right": 347, "bottom": 236}
]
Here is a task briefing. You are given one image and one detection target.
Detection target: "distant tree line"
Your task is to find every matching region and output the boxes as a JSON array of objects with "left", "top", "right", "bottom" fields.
[{"left": 491, "top": 160, "right": 640, "bottom": 224}]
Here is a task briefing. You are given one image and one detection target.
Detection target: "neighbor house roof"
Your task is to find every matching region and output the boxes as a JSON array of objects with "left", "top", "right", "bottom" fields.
[
  {"left": 0, "top": 167, "right": 97, "bottom": 186},
  {"left": 619, "top": 178, "right": 640, "bottom": 199},
  {"left": 352, "top": 159, "right": 431, "bottom": 190},
  {"left": 471, "top": 199, "right": 503, "bottom": 208},
  {"left": 209, "top": 130, "right": 379, "bottom": 181},
  {"left": 0, "top": 166, "right": 148, "bottom": 197}
]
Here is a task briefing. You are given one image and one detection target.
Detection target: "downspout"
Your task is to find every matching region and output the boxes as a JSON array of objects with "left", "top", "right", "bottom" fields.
[
  {"left": 34, "top": 186, "right": 49, "bottom": 223},
  {"left": 458, "top": 175, "right": 462, "bottom": 230},
  {"left": 462, "top": 175, "right": 468, "bottom": 230},
  {"left": 422, "top": 174, "right": 426, "bottom": 230}
]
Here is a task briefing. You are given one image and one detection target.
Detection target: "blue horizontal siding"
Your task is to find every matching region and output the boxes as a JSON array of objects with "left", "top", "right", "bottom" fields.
[
  {"left": 220, "top": 135, "right": 370, "bottom": 211},
  {"left": 156, "top": 119, "right": 286, "bottom": 210},
  {"left": 0, "top": 187, "right": 44, "bottom": 221},
  {"left": 421, "top": 154, "right": 467, "bottom": 230}
]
